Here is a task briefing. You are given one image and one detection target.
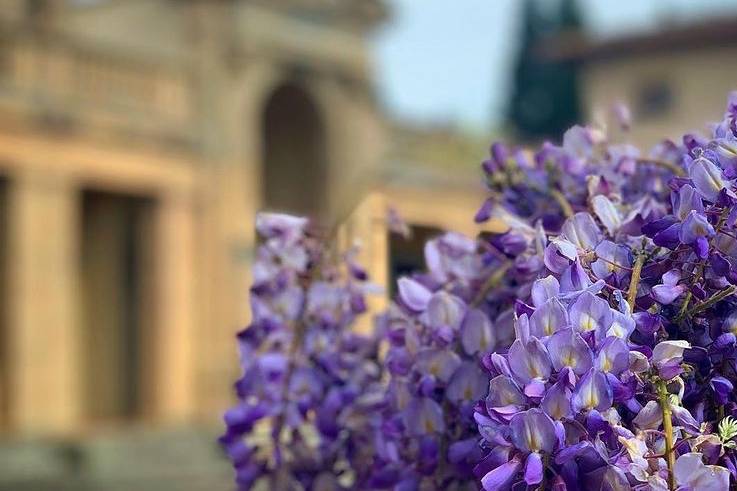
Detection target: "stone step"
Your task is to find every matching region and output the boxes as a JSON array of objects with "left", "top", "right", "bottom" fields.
[{"left": 0, "top": 427, "right": 235, "bottom": 491}]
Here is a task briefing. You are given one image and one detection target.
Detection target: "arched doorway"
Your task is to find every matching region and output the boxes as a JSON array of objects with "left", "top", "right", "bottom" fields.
[{"left": 261, "top": 83, "right": 328, "bottom": 220}]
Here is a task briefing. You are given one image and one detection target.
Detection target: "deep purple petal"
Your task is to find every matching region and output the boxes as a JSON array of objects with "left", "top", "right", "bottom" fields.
[
  {"left": 711, "top": 376, "right": 733, "bottom": 405},
  {"left": 524, "top": 452, "right": 544, "bottom": 485}
]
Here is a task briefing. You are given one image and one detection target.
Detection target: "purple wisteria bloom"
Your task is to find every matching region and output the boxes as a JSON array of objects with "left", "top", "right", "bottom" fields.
[
  {"left": 690, "top": 156, "right": 728, "bottom": 202},
  {"left": 220, "top": 92, "right": 737, "bottom": 490},
  {"left": 652, "top": 270, "right": 687, "bottom": 305},
  {"left": 680, "top": 210, "right": 716, "bottom": 258},
  {"left": 220, "top": 213, "right": 382, "bottom": 490},
  {"left": 509, "top": 409, "right": 558, "bottom": 485},
  {"left": 470, "top": 93, "right": 737, "bottom": 490},
  {"left": 373, "top": 229, "right": 511, "bottom": 488}
]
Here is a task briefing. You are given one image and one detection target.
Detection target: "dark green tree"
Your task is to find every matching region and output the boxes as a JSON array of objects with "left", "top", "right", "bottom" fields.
[{"left": 507, "top": 0, "right": 583, "bottom": 141}]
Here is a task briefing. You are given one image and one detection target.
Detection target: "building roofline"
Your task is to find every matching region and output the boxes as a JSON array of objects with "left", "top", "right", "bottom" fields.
[{"left": 540, "top": 17, "right": 737, "bottom": 63}]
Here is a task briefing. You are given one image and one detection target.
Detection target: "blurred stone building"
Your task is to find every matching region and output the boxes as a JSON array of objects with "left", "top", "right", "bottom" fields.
[
  {"left": 508, "top": 0, "right": 737, "bottom": 149},
  {"left": 549, "top": 17, "right": 737, "bottom": 147},
  {"left": 0, "top": 0, "right": 399, "bottom": 489},
  {"left": 0, "top": 0, "right": 493, "bottom": 488}
]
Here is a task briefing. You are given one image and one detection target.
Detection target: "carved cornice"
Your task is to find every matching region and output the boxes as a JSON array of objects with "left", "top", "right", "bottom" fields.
[{"left": 243, "top": 0, "right": 387, "bottom": 31}]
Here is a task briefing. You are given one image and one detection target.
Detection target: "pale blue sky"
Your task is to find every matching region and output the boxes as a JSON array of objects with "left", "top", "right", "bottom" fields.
[{"left": 371, "top": 0, "right": 737, "bottom": 131}]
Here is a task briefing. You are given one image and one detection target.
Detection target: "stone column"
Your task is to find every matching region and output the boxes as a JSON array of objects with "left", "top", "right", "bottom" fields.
[
  {"left": 6, "top": 171, "right": 80, "bottom": 434},
  {"left": 145, "top": 192, "right": 195, "bottom": 423}
]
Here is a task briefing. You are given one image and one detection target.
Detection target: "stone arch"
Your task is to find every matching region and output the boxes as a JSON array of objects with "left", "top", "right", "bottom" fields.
[{"left": 260, "top": 82, "right": 328, "bottom": 220}]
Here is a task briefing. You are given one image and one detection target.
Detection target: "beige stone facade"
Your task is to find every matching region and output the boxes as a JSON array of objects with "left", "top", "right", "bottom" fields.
[
  {"left": 0, "top": 1, "right": 404, "bottom": 488},
  {"left": 568, "top": 19, "right": 737, "bottom": 148}
]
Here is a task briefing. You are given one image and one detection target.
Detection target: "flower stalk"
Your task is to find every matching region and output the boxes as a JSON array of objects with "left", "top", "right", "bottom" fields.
[
  {"left": 657, "top": 380, "right": 677, "bottom": 491},
  {"left": 627, "top": 253, "right": 645, "bottom": 310},
  {"left": 549, "top": 188, "right": 574, "bottom": 218},
  {"left": 688, "top": 285, "right": 737, "bottom": 316}
]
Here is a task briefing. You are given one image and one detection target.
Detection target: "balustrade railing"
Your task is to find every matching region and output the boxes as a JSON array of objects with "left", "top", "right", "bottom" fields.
[{"left": 0, "top": 33, "right": 195, "bottom": 144}]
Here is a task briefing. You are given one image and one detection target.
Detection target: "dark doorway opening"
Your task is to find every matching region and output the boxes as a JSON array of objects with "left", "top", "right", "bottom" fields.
[
  {"left": 389, "top": 225, "right": 442, "bottom": 297},
  {"left": 80, "top": 191, "right": 152, "bottom": 422}
]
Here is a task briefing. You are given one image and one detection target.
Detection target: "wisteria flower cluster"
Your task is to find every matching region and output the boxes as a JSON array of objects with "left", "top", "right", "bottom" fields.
[
  {"left": 222, "top": 92, "right": 737, "bottom": 491},
  {"left": 369, "top": 232, "right": 502, "bottom": 489},
  {"left": 220, "top": 214, "right": 383, "bottom": 490},
  {"left": 471, "top": 93, "right": 737, "bottom": 490}
]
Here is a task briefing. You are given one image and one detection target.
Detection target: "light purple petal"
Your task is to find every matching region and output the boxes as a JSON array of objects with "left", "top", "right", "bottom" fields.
[
  {"left": 415, "top": 348, "right": 462, "bottom": 383},
  {"left": 690, "top": 157, "right": 727, "bottom": 202},
  {"left": 481, "top": 455, "right": 523, "bottom": 491},
  {"left": 633, "top": 400, "right": 663, "bottom": 430},
  {"left": 670, "top": 405, "right": 700, "bottom": 435},
  {"left": 461, "top": 308, "right": 495, "bottom": 355},
  {"left": 546, "top": 328, "right": 593, "bottom": 376},
  {"left": 531, "top": 275, "right": 561, "bottom": 308},
  {"left": 592, "top": 195, "right": 621, "bottom": 235},
  {"left": 508, "top": 337, "right": 552, "bottom": 385},
  {"left": 446, "top": 362, "right": 489, "bottom": 404},
  {"left": 563, "top": 125, "right": 602, "bottom": 159},
  {"left": 569, "top": 292, "right": 612, "bottom": 340},
  {"left": 514, "top": 313, "right": 531, "bottom": 345},
  {"left": 541, "top": 378, "right": 572, "bottom": 420},
  {"left": 398, "top": 277, "right": 432, "bottom": 312},
  {"left": 544, "top": 239, "right": 578, "bottom": 274},
  {"left": 426, "top": 291, "right": 466, "bottom": 331},
  {"left": 562, "top": 213, "right": 602, "bottom": 250},
  {"left": 530, "top": 298, "right": 568, "bottom": 338},
  {"left": 560, "top": 261, "right": 594, "bottom": 293},
  {"left": 596, "top": 337, "right": 630, "bottom": 374},
  {"left": 679, "top": 210, "right": 715, "bottom": 245},
  {"left": 607, "top": 309, "right": 635, "bottom": 339},
  {"left": 571, "top": 368, "right": 612, "bottom": 413},
  {"left": 672, "top": 184, "right": 704, "bottom": 220},
  {"left": 651, "top": 283, "right": 687, "bottom": 305},
  {"left": 509, "top": 408, "right": 557, "bottom": 454},
  {"left": 405, "top": 397, "right": 445, "bottom": 435},
  {"left": 652, "top": 340, "right": 690, "bottom": 368},
  {"left": 592, "top": 240, "right": 632, "bottom": 280},
  {"left": 487, "top": 375, "right": 526, "bottom": 410},
  {"left": 674, "top": 453, "right": 731, "bottom": 491},
  {"left": 524, "top": 379, "right": 547, "bottom": 399}
]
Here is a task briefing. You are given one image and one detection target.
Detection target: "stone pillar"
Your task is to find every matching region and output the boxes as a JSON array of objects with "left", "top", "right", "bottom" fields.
[
  {"left": 6, "top": 171, "right": 80, "bottom": 434},
  {"left": 367, "top": 196, "right": 390, "bottom": 320},
  {"left": 146, "top": 192, "right": 195, "bottom": 423},
  {"left": 192, "top": 63, "right": 279, "bottom": 422},
  {"left": 341, "top": 192, "right": 389, "bottom": 334}
]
